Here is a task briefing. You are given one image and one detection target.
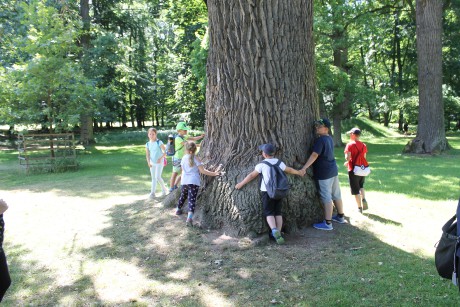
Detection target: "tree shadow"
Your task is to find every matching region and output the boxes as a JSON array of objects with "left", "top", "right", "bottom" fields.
[
  {"left": 2, "top": 243, "right": 103, "bottom": 306},
  {"left": 73, "top": 198, "right": 460, "bottom": 305},
  {"left": 364, "top": 213, "right": 402, "bottom": 226}
]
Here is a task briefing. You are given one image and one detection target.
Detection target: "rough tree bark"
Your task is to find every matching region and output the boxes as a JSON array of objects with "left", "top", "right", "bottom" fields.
[
  {"left": 79, "top": 0, "right": 95, "bottom": 146},
  {"left": 405, "top": 0, "right": 449, "bottom": 154},
  {"left": 189, "top": 0, "right": 322, "bottom": 237}
]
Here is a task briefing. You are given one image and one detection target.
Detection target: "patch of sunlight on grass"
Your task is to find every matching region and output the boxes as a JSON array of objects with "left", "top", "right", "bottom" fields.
[
  {"left": 86, "top": 259, "right": 150, "bottom": 303},
  {"left": 167, "top": 267, "right": 192, "bottom": 280},
  {"left": 343, "top": 190, "right": 454, "bottom": 258},
  {"left": 198, "top": 284, "right": 234, "bottom": 307},
  {"left": 236, "top": 268, "right": 252, "bottom": 279}
]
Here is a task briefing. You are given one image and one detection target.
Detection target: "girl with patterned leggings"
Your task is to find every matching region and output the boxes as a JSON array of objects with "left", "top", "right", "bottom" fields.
[{"left": 175, "top": 141, "right": 221, "bottom": 225}]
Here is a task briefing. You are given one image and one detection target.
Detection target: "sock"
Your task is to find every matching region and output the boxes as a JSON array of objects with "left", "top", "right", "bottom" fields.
[
  {"left": 338, "top": 213, "right": 344, "bottom": 218},
  {"left": 325, "top": 220, "right": 332, "bottom": 225},
  {"left": 187, "top": 212, "right": 194, "bottom": 219},
  {"left": 271, "top": 228, "right": 278, "bottom": 236}
]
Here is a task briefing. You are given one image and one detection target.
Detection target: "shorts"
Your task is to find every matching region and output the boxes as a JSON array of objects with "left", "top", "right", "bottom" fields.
[
  {"left": 348, "top": 171, "right": 365, "bottom": 195},
  {"left": 172, "top": 158, "right": 181, "bottom": 173},
  {"left": 317, "top": 176, "right": 342, "bottom": 204},
  {"left": 261, "top": 192, "right": 282, "bottom": 216}
]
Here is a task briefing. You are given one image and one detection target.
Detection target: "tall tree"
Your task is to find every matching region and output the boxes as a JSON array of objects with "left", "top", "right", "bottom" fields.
[
  {"left": 405, "top": 0, "right": 449, "bottom": 153},
  {"left": 186, "top": 0, "right": 322, "bottom": 236},
  {"left": 79, "top": 0, "right": 95, "bottom": 144}
]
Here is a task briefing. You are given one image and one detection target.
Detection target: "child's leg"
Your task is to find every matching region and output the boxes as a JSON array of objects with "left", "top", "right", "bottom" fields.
[
  {"left": 266, "top": 216, "right": 277, "bottom": 229},
  {"left": 186, "top": 184, "right": 200, "bottom": 219},
  {"left": 275, "top": 215, "right": 283, "bottom": 231},
  {"left": 170, "top": 172, "right": 177, "bottom": 189},
  {"left": 149, "top": 166, "right": 157, "bottom": 195},
  {"left": 262, "top": 193, "right": 284, "bottom": 244},
  {"left": 176, "top": 185, "right": 189, "bottom": 212},
  {"left": 175, "top": 175, "right": 181, "bottom": 187},
  {"left": 155, "top": 163, "right": 168, "bottom": 193}
]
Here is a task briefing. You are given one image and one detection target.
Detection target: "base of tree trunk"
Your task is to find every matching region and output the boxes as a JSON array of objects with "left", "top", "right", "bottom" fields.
[
  {"left": 163, "top": 175, "right": 324, "bottom": 237},
  {"left": 403, "top": 137, "right": 450, "bottom": 154}
]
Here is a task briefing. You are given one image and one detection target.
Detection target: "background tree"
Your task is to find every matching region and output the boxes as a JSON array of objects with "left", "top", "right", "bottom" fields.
[
  {"left": 191, "top": 0, "right": 322, "bottom": 236},
  {"left": 405, "top": 0, "right": 449, "bottom": 153},
  {"left": 10, "top": 1, "right": 97, "bottom": 132}
]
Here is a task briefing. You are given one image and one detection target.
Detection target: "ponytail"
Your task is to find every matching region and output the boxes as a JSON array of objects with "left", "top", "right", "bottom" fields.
[
  {"left": 185, "top": 141, "right": 197, "bottom": 167},
  {"left": 189, "top": 152, "right": 195, "bottom": 167}
]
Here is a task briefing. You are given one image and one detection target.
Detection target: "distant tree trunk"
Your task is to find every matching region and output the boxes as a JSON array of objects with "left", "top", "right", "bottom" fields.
[
  {"left": 191, "top": 0, "right": 322, "bottom": 236},
  {"left": 79, "top": 0, "right": 94, "bottom": 145},
  {"left": 405, "top": 0, "right": 449, "bottom": 153},
  {"left": 330, "top": 8, "right": 351, "bottom": 147}
]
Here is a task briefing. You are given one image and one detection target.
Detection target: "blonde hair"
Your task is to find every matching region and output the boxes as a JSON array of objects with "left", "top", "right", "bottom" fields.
[
  {"left": 148, "top": 127, "right": 157, "bottom": 134},
  {"left": 186, "top": 141, "right": 197, "bottom": 167}
]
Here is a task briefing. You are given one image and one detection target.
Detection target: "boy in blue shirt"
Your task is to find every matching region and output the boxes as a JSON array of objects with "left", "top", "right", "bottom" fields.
[{"left": 301, "top": 118, "right": 346, "bottom": 230}]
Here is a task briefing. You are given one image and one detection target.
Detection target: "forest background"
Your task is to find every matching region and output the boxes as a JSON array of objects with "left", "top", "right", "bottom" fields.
[{"left": 0, "top": 0, "right": 459, "bottom": 140}]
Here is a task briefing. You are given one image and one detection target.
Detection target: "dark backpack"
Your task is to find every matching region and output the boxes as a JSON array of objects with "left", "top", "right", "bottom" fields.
[
  {"left": 435, "top": 198, "right": 460, "bottom": 289},
  {"left": 260, "top": 160, "right": 290, "bottom": 200},
  {"left": 165, "top": 135, "right": 184, "bottom": 156}
]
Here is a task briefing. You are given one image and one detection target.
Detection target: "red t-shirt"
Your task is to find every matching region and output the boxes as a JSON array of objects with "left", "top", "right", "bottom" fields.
[{"left": 344, "top": 140, "right": 368, "bottom": 171}]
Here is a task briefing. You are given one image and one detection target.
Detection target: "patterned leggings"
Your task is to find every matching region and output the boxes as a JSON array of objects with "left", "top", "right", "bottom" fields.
[{"left": 177, "top": 184, "right": 200, "bottom": 213}]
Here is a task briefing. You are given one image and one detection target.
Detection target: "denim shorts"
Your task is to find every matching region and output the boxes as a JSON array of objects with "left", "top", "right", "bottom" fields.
[
  {"left": 172, "top": 158, "right": 181, "bottom": 173},
  {"left": 317, "top": 176, "right": 342, "bottom": 204}
]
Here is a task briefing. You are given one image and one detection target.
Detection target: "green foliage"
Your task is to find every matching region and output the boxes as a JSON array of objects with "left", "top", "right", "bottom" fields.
[{"left": 3, "top": 0, "right": 98, "bottom": 131}]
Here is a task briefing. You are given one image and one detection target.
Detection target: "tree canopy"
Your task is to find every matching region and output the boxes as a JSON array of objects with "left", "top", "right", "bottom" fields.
[{"left": 0, "top": 0, "right": 459, "bottom": 141}]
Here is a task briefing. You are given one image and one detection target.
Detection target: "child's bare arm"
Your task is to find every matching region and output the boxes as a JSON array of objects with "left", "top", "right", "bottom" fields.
[
  {"left": 145, "top": 148, "right": 152, "bottom": 167},
  {"left": 188, "top": 134, "right": 205, "bottom": 141},
  {"left": 235, "top": 170, "right": 259, "bottom": 189},
  {"left": 198, "top": 165, "right": 220, "bottom": 177},
  {"left": 284, "top": 166, "right": 304, "bottom": 176}
]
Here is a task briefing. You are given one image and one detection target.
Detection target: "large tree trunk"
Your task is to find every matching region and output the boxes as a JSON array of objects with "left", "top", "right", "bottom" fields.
[
  {"left": 405, "top": 0, "right": 448, "bottom": 154},
  {"left": 79, "top": 0, "right": 95, "bottom": 145},
  {"left": 193, "top": 0, "right": 322, "bottom": 236}
]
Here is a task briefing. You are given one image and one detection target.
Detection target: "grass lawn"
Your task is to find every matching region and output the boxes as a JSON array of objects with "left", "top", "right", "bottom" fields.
[{"left": 0, "top": 123, "right": 459, "bottom": 306}]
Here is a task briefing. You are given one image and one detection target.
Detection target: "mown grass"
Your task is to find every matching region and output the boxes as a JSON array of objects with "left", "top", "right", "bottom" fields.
[{"left": 0, "top": 121, "right": 459, "bottom": 306}]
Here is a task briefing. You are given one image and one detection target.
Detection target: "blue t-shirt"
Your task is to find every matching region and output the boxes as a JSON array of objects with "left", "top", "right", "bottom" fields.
[
  {"left": 312, "top": 135, "right": 338, "bottom": 180},
  {"left": 146, "top": 140, "right": 164, "bottom": 164}
]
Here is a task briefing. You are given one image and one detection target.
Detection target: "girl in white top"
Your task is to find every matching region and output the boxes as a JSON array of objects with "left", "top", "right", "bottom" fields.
[
  {"left": 175, "top": 141, "right": 220, "bottom": 225},
  {"left": 145, "top": 128, "right": 168, "bottom": 199}
]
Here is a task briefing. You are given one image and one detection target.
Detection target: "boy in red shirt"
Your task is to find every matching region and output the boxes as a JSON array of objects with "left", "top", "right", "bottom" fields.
[{"left": 344, "top": 128, "right": 369, "bottom": 213}]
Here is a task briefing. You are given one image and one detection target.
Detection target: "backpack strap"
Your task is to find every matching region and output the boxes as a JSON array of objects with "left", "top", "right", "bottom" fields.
[
  {"left": 175, "top": 135, "right": 185, "bottom": 152},
  {"left": 353, "top": 143, "right": 367, "bottom": 167},
  {"left": 260, "top": 161, "right": 273, "bottom": 188}
]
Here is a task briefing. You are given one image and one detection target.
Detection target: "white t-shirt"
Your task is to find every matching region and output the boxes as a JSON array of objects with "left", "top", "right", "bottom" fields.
[
  {"left": 180, "top": 154, "right": 203, "bottom": 186},
  {"left": 255, "top": 158, "right": 287, "bottom": 192}
]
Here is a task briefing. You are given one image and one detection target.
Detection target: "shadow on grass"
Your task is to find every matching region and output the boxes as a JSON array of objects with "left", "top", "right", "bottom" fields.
[
  {"left": 365, "top": 213, "right": 402, "bottom": 226},
  {"left": 64, "top": 198, "right": 460, "bottom": 305},
  {"left": 2, "top": 243, "right": 103, "bottom": 306}
]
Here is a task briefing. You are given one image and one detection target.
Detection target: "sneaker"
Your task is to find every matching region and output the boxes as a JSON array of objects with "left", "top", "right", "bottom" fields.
[
  {"left": 358, "top": 207, "right": 363, "bottom": 214},
  {"left": 149, "top": 193, "right": 155, "bottom": 199},
  {"left": 332, "top": 215, "right": 346, "bottom": 224},
  {"left": 169, "top": 187, "right": 175, "bottom": 192},
  {"left": 313, "top": 221, "right": 333, "bottom": 231},
  {"left": 161, "top": 189, "right": 167, "bottom": 197},
  {"left": 272, "top": 230, "right": 285, "bottom": 245},
  {"left": 362, "top": 199, "right": 369, "bottom": 210},
  {"left": 175, "top": 208, "right": 182, "bottom": 215},
  {"left": 186, "top": 218, "right": 193, "bottom": 226}
]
